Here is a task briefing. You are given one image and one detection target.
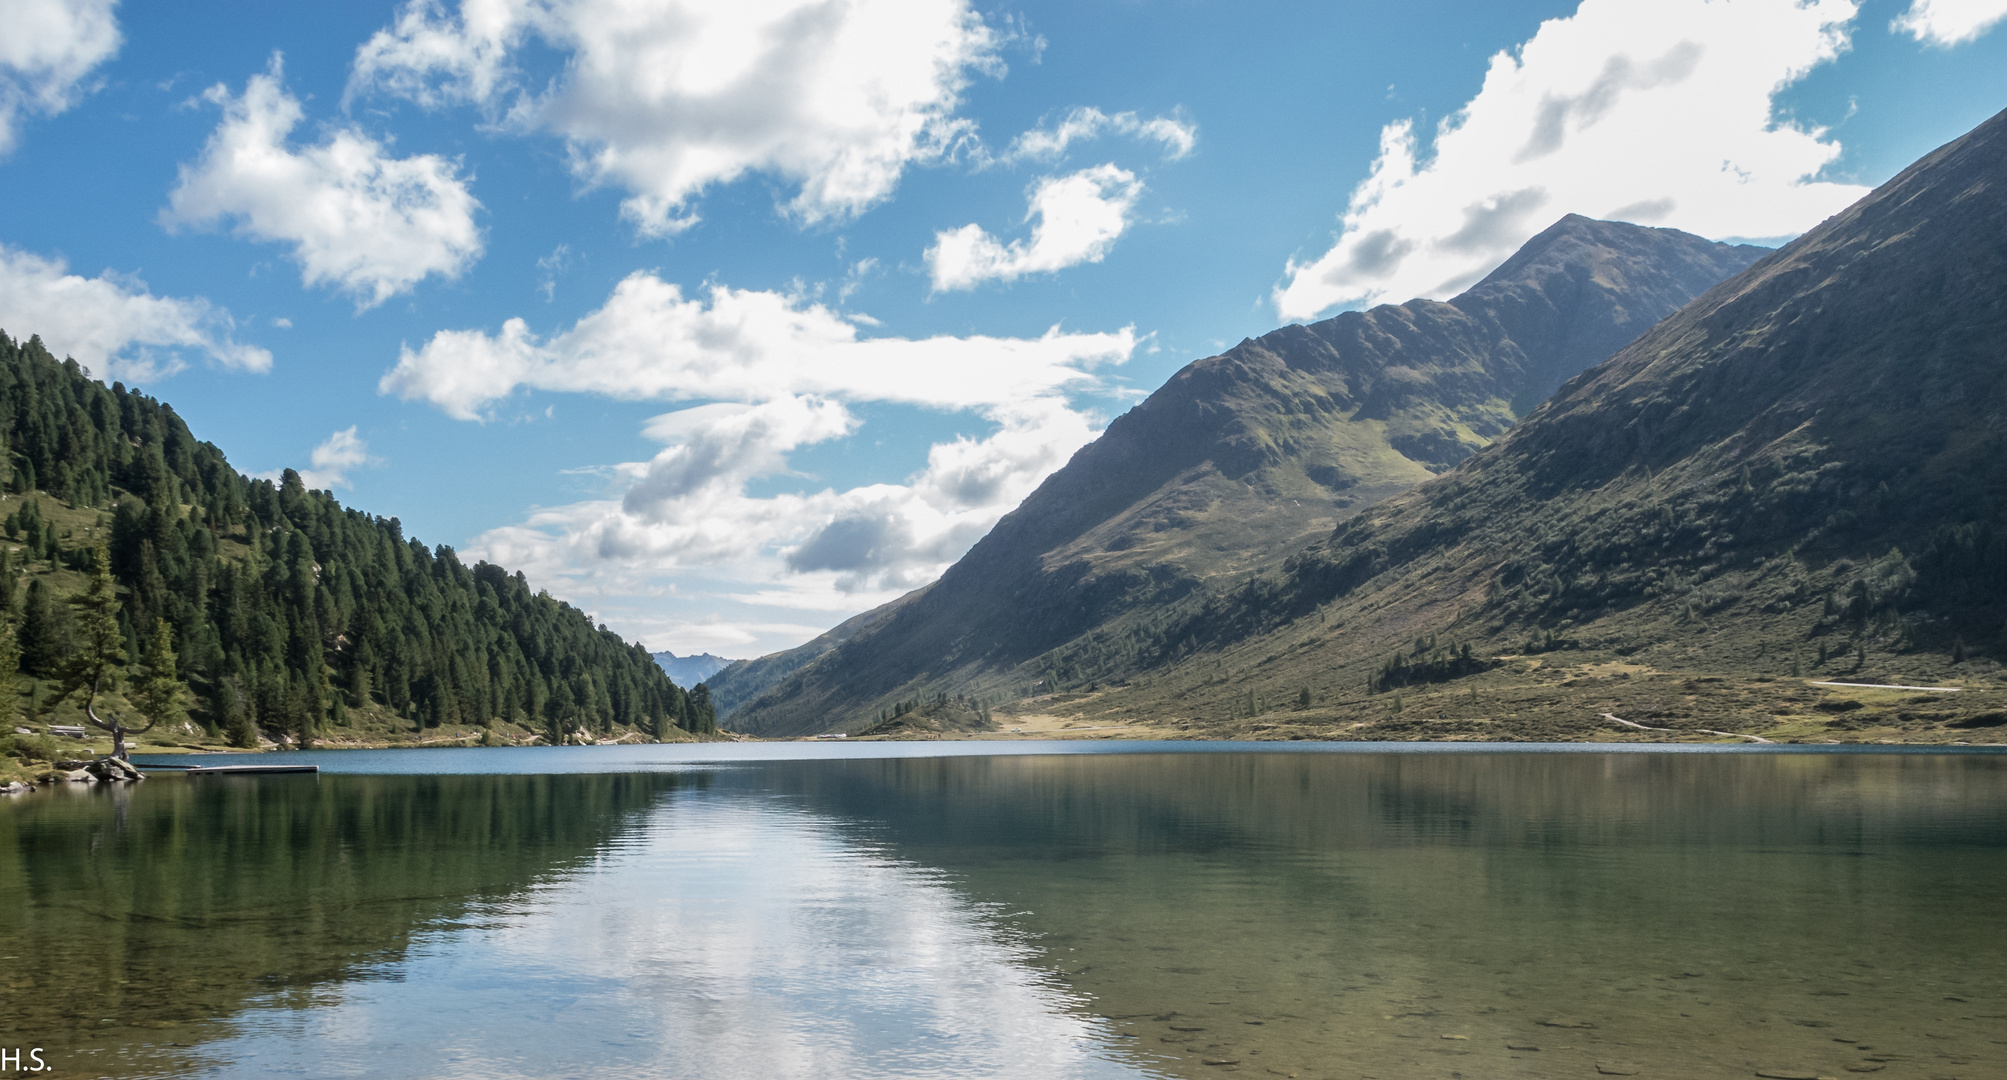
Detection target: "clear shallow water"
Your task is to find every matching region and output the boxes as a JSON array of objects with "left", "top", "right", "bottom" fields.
[{"left": 3, "top": 744, "right": 2004, "bottom": 1079}]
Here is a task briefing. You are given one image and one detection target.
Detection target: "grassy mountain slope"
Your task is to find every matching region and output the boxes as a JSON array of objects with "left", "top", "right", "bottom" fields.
[
  {"left": 720, "top": 217, "right": 1765, "bottom": 736},
  {"left": 1042, "top": 105, "right": 2007, "bottom": 744}
]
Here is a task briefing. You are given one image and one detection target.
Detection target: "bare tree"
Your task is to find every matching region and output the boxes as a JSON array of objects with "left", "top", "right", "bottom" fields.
[{"left": 60, "top": 544, "right": 145, "bottom": 760}]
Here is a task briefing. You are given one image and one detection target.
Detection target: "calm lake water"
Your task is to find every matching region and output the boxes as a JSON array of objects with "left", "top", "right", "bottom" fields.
[{"left": 3, "top": 743, "right": 2004, "bottom": 1079}]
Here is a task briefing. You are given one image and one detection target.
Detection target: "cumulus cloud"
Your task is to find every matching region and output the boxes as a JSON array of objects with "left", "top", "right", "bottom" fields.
[
  {"left": 468, "top": 391, "right": 1098, "bottom": 618},
  {"left": 1006, "top": 106, "right": 1196, "bottom": 162},
  {"left": 379, "top": 273, "right": 1133, "bottom": 420},
  {"left": 624, "top": 398, "right": 856, "bottom": 515},
  {"left": 927, "top": 164, "right": 1144, "bottom": 291},
  {"left": 164, "top": 55, "right": 484, "bottom": 309},
  {"left": 349, "top": 0, "right": 1000, "bottom": 235},
  {"left": 390, "top": 271, "right": 1131, "bottom": 647},
  {"left": 0, "top": 0, "right": 120, "bottom": 157},
  {"left": 1274, "top": 0, "right": 1870, "bottom": 321},
  {"left": 1893, "top": 0, "right": 2007, "bottom": 44},
  {"left": 296, "top": 427, "right": 372, "bottom": 490},
  {"left": 0, "top": 243, "right": 271, "bottom": 380}
]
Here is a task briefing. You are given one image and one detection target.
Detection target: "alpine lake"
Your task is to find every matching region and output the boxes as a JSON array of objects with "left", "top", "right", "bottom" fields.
[{"left": 2, "top": 743, "right": 2003, "bottom": 1080}]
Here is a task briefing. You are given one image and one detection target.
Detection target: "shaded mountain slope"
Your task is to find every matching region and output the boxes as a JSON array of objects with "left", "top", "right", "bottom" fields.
[
  {"left": 1056, "top": 105, "right": 2007, "bottom": 741},
  {"left": 720, "top": 217, "right": 1765, "bottom": 735}
]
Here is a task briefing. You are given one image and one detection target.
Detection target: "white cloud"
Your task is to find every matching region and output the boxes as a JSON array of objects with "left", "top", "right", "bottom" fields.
[
  {"left": 379, "top": 273, "right": 1133, "bottom": 420},
  {"left": 345, "top": 0, "right": 519, "bottom": 110},
  {"left": 0, "top": 0, "right": 120, "bottom": 157},
  {"left": 1006, "top": 106, "right": 1196, "bottom": 162},
  {"left": 625, "top": 397, "right": 857, "bottom": 513},
  {"left": 164, "top": 55, "right": 484, "bottom": 309},
  {"left": 297, "top": 427, "right": 372, "bottom": 490},
  {"left": 349, "top": 0, "right": 1001, "bottom": 236},
  {"left": 466, "top": 392, "right": 1100, "bottom": 648},
  {"left": 0, "top": 243, "right": 271, "bottom": 380},
  {"left": 387, "top": 272, "right": 1132, "bottom": 651},
  {"left": 1274, "top": 0, "right": 1870, "bottom": 321},
  {"left": 926, "top": 164, "right": 1144, "bottom": 291},
  {"left": 1893, "top": 0, "right": 2007, "bottom": 44},
  {"left": 259, "top": 427, "right": 376, "bottom": 490},
  {"left": 536, "top": 242, "right": 571, "bottom": 301}
]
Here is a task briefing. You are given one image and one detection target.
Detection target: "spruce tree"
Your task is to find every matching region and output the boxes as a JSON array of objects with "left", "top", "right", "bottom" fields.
[
  {"left": 18, "top": 578, "right": 55, "bottom": 674},
  {"left": 137, "top": 618, "right": 187, "bottom": 735},
  {"left": 689, "top": 683, "right": 716, "bottom": 735},
  {"left": 0, "top": 330, "right": 690, "bottom": 744},
  {"left": 0, "top": 617, "right": 19, "bottom": 723}
]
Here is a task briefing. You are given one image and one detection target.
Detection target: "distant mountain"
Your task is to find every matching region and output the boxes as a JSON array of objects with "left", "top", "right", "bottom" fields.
[
  {"left": 651, "top": 650, "right": 739, "bottom": 686},
  {"left": 716, "top": 216, "right": 1767, "bottom": 736},
  {"left": 1056, "top": 104, "right": 2007, "bottom": 739},
  {"left": 706, "top": 595, "right": 922, "bottom": 717}
]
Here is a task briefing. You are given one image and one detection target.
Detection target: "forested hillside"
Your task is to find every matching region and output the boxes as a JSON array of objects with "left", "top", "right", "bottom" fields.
[{"left": 0, "top": 331, "right": 710, "bottom": 747}]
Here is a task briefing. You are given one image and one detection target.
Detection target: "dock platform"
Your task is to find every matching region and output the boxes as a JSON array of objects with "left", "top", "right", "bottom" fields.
[{"left": 179, "top": 763, "right": 320, "bottom": 775}]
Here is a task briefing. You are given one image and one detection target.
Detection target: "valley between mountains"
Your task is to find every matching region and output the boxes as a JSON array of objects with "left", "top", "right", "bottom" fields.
[{"left": 709, "top": 106, "right": 2007, "bottom": 747}]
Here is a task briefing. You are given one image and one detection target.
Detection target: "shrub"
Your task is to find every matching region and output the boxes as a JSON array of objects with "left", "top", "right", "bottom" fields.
[{"left": 2, "top": 732, "right": 65, "bottom": 763}]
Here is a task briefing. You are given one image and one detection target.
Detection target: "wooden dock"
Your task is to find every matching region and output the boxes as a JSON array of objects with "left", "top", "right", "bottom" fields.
[{"left": 179, "top": 763, "right": 320, "bottom": 775}]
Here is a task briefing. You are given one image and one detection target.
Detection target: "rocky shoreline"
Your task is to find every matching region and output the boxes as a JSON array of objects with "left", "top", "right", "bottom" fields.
[{"left": 3, "top": 755, "right": 149, "bottom": 792}]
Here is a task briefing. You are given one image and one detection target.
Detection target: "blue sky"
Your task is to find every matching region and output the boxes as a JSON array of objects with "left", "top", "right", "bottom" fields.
[{"left": 1, "top": 0, "right": 2003, "bottom": 659}]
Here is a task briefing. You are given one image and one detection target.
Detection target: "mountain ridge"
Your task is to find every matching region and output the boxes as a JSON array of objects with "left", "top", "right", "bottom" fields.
[
  {"left": 1034, "top": 104, "right": 2007, "bottom": 743},
  {"left": 716, "top": 216, "right": 1768, "bottom": 736},
  {"left": 651, "top": 650, "right": 740, "bottom": 687}
]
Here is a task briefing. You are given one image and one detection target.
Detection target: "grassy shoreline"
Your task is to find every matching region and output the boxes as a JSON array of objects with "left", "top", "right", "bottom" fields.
[
  {"left": 7, "top": 669, "right": 1999, "bottom": 787},
  {"left": 839, "top": 667, "right": 2007, "bottom": 746}
]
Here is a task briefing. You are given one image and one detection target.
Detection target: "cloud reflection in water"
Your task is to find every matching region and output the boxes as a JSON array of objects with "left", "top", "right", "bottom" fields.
[{"left": 199, "top": 793, "right": 1142, "bottom": 1080}]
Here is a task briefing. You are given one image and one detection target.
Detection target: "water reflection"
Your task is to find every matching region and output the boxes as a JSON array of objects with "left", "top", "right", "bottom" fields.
[
  {"left": 764, "top": 752, "right": 2007, "bottom": 1079},
  {"left": 0, "top": 773, "right": 677, "bottom": 1076},
  {"left": 2, "top": 749, "right": 2003, "bottom": 1079},
  {"left": 200, "top": 797, "right": 1133, "bottom": 1079}
]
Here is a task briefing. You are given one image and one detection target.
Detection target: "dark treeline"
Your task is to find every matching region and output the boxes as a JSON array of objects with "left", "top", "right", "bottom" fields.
[{"left": 0, "top": 330, "right": 715, "bottom": 744}]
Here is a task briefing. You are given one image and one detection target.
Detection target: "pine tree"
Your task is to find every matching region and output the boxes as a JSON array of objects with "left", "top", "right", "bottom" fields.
[
  {"left": 0, "top": 617, "right": 19, "bottom": 723},
  {"left": 17, "top": 578, "right": 59, "bottom": 674},
  {"left": 689, "top": 683, "right": 717, "bottom": 735},
  {"left": 0, "top": 330, "right": 691, "bottom": 744},
  {"left": 137, "top": 618, "right": 187, "bottom": 735}
]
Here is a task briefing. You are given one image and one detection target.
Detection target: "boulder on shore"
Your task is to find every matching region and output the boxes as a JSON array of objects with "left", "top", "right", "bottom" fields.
[
  {"left": 46, "top": 757, "right": 146, "bottom": 783},
  {"left": 89, "top": 757, "right": 145, "bottom": 782}
]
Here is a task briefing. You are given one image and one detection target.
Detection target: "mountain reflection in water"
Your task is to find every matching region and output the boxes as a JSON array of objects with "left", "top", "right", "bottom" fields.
[{"left": 2, "top": 746, "right": 2003, "bottom": 1079}]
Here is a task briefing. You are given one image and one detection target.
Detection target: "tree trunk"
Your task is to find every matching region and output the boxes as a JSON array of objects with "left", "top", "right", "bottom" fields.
[{"left": 86, "top": 702, "right": 135, "bottom": 761}]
